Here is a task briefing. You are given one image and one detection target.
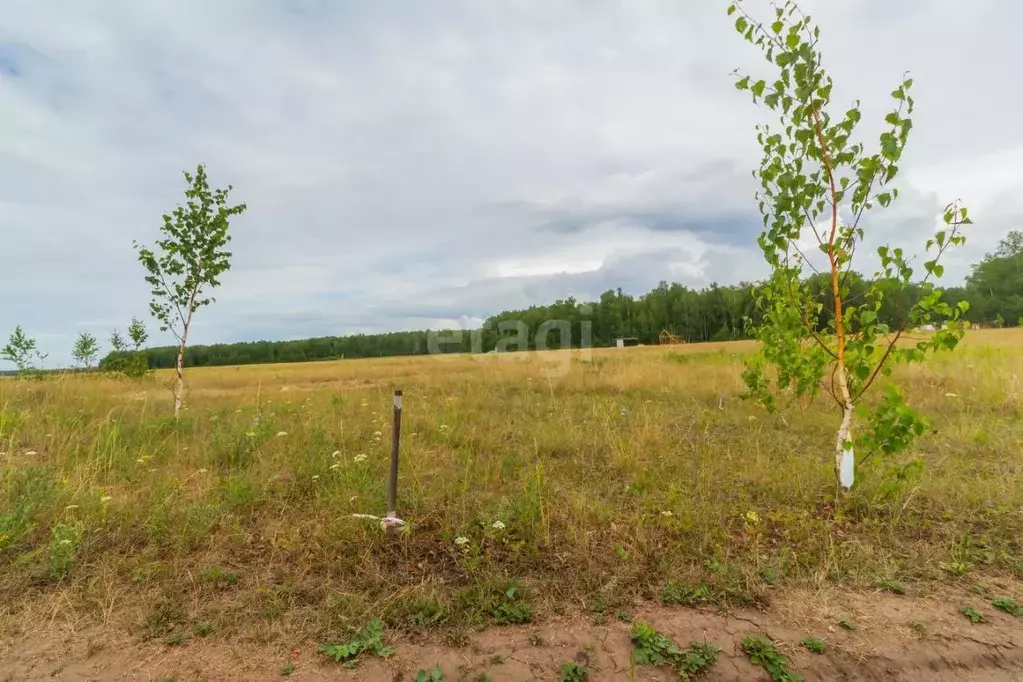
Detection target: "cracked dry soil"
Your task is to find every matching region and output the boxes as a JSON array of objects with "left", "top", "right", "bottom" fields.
[{"left": 2, "top": 586, "right": 1021, "bottom": 681}]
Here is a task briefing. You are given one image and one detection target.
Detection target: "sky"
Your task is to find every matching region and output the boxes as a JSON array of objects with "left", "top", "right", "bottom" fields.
[{"left": 2, "top": 0, "right": 1022, "bottom": 366}]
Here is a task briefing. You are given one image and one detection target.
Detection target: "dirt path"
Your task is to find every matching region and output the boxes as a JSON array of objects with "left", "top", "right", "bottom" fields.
[{"left": 2, "top": 587, "right": 1021, "bottom": 681}]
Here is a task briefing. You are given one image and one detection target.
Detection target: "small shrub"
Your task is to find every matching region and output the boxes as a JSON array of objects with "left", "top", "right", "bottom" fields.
[
  {"left": 193, "top": 622, "right": 214, "bottom": 637},
  {"left": 200, "top": 565, "right": 240, "bottom": 589},
  {"left": 873, "top": 578, "right": 906, "bottom": 595},
  {"left": 49, "top": 522, "right": 83, "bottom": 578},
  {"left": 1, "top": 466, "right": 58, "bottom": 553},
  {"left": 164, "top": 632, "right": 188, "bottom": 646},
  {"left": 318, "top": 618, "right": 394, "bottom": 665},
  {"left": 961, "top": 607, "right": 986, "bottom": 624},
  {"left": 409, "top": 599, "right": 449, "bottom": 628},
  {"left": 660, "top": 581, "right": 712, "bottom": 606},
  {"left": 558, "top": 661, "right": 589, "bottom": 682},
  {"left": 800, "top": 637, "right": 825, "bottom": 654},
  {"left": 992, "top": 597, "right": 1022, "bottom": 616},
  {"left": 838, "top": 619, "right": 855, "bottom": 631},
  {"left": 143, "top": 600, "right": 188, "bottom": 641},
  {"left": 631, "top": 620, "right": 719, "bottom": 679},
  {"left": 452, "top": 581, "right": 532, "bottom": 626},
  {"left": 415, "top": 667, "right": 444, "bottom": 682},
  {"left": 741, "top": 636, "right": 804, "bottom": 682}
]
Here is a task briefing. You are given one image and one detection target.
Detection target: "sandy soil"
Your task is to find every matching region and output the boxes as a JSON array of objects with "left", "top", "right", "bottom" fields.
[{"left": 2, "top": 587, "right": 1021, "bottom": 681}]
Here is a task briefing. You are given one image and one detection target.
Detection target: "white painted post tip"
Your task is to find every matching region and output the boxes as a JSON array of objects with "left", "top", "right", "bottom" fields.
[{"left": 840, "top": 446, "right": 855, "bottom": 489}]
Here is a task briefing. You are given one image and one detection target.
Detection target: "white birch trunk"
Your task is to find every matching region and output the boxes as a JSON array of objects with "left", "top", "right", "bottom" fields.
[
  {"left": 836, "top": 401, "right": 854, "bottom": 490},
  {"left": 173, "top": 303, "right": 195, "bottom": 418},
  {"left": 834, "top": 359, "right": 855, "bottom": 490}
]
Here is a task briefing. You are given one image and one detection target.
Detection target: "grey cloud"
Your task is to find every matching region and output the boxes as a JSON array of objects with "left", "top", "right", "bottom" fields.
[{"left": 2, "top": 0, "right": 1021, "bottom": 365}]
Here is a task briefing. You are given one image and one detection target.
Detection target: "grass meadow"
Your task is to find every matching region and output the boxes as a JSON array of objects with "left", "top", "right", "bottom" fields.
[{"left": 1, "top": 331, "right": 1021, "bottom": 645}]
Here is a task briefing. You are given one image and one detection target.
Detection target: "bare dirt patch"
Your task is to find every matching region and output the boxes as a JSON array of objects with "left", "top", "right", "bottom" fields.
[{"left": 2, "top": 587, "right": 1020, "bottom": 681}]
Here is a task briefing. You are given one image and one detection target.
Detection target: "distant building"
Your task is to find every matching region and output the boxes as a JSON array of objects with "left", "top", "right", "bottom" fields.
[{"left": 615, "top": 337, "right": 639, "bottom": 348}]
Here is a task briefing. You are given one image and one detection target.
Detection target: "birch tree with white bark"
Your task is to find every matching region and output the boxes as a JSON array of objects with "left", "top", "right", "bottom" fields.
[
  {"left": 729, "top": 0, "right": 971, "bottom": 495},
  {"left": 135, "top": 164, "right": 246, "bottom": 416}
]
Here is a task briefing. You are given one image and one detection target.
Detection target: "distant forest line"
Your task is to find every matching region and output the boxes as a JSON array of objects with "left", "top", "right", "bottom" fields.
[{"left": 95, "top": 231, "right": 1023, "bottom": 370}]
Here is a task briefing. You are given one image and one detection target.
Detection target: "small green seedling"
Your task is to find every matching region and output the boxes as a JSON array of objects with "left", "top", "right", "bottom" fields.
[
  {"left": 415, "top": 667, "right": 444, "bottom": 682},
  {"left": 873, "top": 579, "right": 906, "bottom": 595},
  {"left": 280, "top": 660, "right": 295, "bottom": 676},
  {"left": 164, "top": 632, "right": 188, "bottom": 646},
  {"left": 631, "top": 620, "right": 719, "bottom": 679},
  {"left": 741, "top": 636, "right": 804, "bottom": 682},
  {"left": 615, "top": 609, "right": 633, "bottom": 623},
  {"left": 528, "top": 634, "right": 545, "bottom": 646},
  {"left": 800, "top": 637, "right": 825, "bottom": 654},
  {"left": 558, "top": 661, "right": 589, "bottom": 682},
  {"left": 961, "top": 607, "right": 986, "bottom": 624},
  {"left": 992, "top": 597, "right": 1022, "bottom": 616},
  {"left": 318, "top": 618, "right": 394, "bottom": 665},
  {"left": 838, "top": 619, "right": 855, "bottom": 631},
  {"left": 192, "top": 622, "right": 214, "bottom": 637}
]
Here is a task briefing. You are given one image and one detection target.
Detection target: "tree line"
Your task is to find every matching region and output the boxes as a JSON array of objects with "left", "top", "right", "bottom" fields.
[{"left": 87, "top": 229, "right": 1022, "bottom": 370}]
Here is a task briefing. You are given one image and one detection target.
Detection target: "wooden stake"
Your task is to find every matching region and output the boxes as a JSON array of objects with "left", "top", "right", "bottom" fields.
[{"left": 387, "top": 388, "right": 402, "bottom": 536}]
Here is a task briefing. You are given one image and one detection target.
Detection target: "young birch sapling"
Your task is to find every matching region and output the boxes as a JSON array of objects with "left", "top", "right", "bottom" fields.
[
  {"left": 728, "top": 1, "right": 971, "bottom": 492},
  {"left": 135, "top": 164, "right": 246, "bottom": 416}
]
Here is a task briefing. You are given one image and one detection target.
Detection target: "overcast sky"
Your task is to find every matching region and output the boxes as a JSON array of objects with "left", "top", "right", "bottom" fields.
[{"left": 3, "top": 0, "right": 1021, "bottom": 365}]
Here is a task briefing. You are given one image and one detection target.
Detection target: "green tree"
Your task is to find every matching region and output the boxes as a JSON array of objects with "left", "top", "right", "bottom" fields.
[
  {"left": 71, "top": 332, "right": 100, "bottom": 369},
  {"left": 109, "top": 329, "right": 128, "bottom": 352},
  {"left": 1, "top": 326, "right": 47, "bottom": 375},
  {"left": 729, "top": 1, "right": 971, "bottom": 492},
  {"left": 127, "top": 317, "right": 149, "bottom": 350},
  {"left": 135, "top": 164, "right": 247, "bottom": 416},
  {"left": 964, "top": 230, "right": 1023, "bottom": 325}
]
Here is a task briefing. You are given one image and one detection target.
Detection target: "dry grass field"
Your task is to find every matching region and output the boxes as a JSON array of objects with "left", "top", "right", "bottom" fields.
[{"left": 1, "top": 330, "right": 1021, "bottom": 679}]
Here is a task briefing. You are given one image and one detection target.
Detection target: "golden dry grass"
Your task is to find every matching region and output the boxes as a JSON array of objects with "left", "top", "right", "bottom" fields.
[{"left": 1, "top": 330, "right": 1020, "bottom": 644}]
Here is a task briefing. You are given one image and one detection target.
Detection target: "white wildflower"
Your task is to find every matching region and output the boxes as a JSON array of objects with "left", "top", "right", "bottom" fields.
[
  {"left": 660, "top": 511, "right": 673, "bottom": 517},
  {"left": 439, "top": 424, "right": 450, "bottom": 431},
  {"left": 198, "top": 468, "right": 208, "bottom": 474},
  {"left": 312, "top": 475, "right": 320, "bottom": 481},
  {"left": 331, "top": 450, "right": 341, "bottom": 458},
  {"left": 944, "top": 392, "right": 959, "bottom": 398},
  {"left": 64, "top": 505, "right": 79, "bottom": 511},
  {"left": 354, "top": 454, "right": 367, "bottom": 463},
  {"left": 454, "top": 536, "right": 470, "bottom": 547},
  {"left": 491, "top": 520, "right": 506, "bottom": 531},
  {"left": 100, "top": 495, "right": 112, "bottom": 503},
  {"left": 373, "top": 430, "right": 383, "bottom": 438},
  {"left": 330, "top": 463, "right": 341, "bottom": 470},
  {"left": 25, "top": 450, "right": 37, "bottom": 456},
  {"left": 275, "top": 431, "right": 288, "bottom": 437}
]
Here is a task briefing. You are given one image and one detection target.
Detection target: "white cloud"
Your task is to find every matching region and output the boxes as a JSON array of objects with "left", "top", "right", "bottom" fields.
[{"left": 2, "top": 0, "right": 1021, "bottom": 365}]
